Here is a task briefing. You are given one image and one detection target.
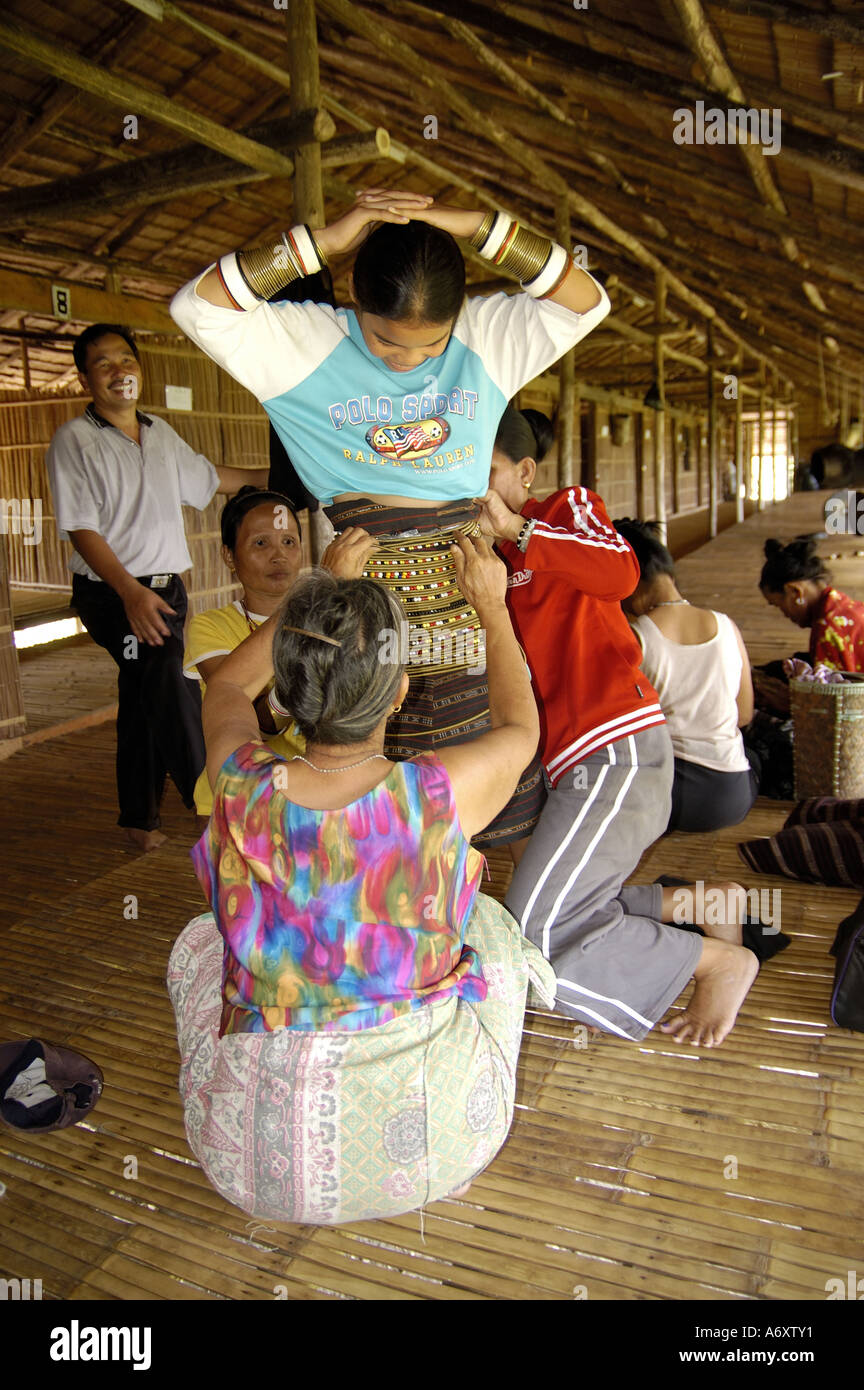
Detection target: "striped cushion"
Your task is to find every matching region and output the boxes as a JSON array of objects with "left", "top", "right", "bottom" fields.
[{"left": 738, "top": 818, "right": 864, "bottom": 888}]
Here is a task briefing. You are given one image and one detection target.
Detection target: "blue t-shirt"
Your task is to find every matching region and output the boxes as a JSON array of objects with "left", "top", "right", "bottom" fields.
[{"left": 171, "top": 272, "right": 610, "bottom": 505}]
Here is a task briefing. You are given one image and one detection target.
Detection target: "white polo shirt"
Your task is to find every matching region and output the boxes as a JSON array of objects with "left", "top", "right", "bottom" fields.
[{"left": 47, "top": 405, "right": 220, "bottom": 580}]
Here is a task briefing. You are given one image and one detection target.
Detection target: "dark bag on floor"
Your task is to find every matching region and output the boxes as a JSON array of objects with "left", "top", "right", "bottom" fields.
[{"left": 830, "top": 897, "right": 864, "bottom": 1031}]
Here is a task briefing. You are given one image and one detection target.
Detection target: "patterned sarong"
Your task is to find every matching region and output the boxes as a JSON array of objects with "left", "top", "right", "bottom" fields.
[
  {"left": 167, "top": 896, "right": 555, "bottom": 1225},
  {"left": 326, "top": 497, "right": 545, "bottom": 845}
]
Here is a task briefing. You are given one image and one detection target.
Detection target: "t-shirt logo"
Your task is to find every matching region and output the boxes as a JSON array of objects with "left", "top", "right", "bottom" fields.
[{"left": 366, "top": 418, "right": 450, "bottom": 460}]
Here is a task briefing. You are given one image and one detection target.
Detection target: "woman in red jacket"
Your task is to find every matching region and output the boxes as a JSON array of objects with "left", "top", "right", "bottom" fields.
[{"left": 478, "top": 406, "right": 758, "bottom": 1048}]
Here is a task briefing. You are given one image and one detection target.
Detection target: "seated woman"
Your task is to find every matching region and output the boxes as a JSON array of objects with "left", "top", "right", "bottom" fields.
[
  {"left": 756, "top": 537, "right": 864, "bottom": 715},
  {"left": 184, "top": 485, "right": 376, "bottom": 816},
  {"left": 615, "top": 518, "right": 758, "bottom": 834},
  {"left": 480, "top": 405, "right": 759, "bottom": 1049},
  {"left": 167, "top": 537, "right": 555, "bottom": 1225},
  {"left": 183, "top": 486, "right": 305, "bottom": 818}
]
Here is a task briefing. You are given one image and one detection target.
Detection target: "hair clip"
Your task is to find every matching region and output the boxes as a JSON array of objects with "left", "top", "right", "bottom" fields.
[{"left": 282, "top": 624, "right": 342, "bottom": 648}]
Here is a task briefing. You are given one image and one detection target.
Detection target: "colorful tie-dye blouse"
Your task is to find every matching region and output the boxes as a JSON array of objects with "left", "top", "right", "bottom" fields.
[
  {"left": 810, "top": 587, "right": 864, "bottom": 672},
  {"left": 191, "top": 741, "right": 487, "bottom": 1035}
]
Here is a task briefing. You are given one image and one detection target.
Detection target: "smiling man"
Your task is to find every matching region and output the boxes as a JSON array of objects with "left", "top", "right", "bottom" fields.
[{"left": 46, "top": 323, "right": 268, "bottom": 852}]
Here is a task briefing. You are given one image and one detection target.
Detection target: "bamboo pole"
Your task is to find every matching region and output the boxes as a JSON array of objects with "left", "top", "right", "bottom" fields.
[
  {"left": 777, "top": 383, "right": 783, "bottom": 503},
  {"left": 556, "top": 199, "right": 576, "bottom": 489},
  {"left": 757, "top": 382, "right": 766, "bottom": 512},
  {"left": 734, "top": 353, "right": 744, "bottom": 523},
  {"left": 0, "top": 15, "right": 296, "bottom": 179},
  {"left": 707, "top": 321, "right": 718, "bottom": 537},
  {"left": 285, "top": 0, "right": 329, "bottom": 563},
  {"left": 314, "top": 0, "right": 800, "bottom": 391},
  {"left": 0, "top": 111, "right": 342, "bottom": 231},
  {"left": 653, "top": 271, "right": 667, "bottom": 541}
]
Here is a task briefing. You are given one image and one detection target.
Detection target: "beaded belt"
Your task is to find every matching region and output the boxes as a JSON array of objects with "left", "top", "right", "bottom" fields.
[{"left": 364, "top": 519, "right": 484, "bottom": 677}]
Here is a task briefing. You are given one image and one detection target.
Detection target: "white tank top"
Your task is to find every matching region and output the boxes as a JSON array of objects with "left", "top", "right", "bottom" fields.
[{"left": 631, "top": 610, "right": 751, "bottom": 773}]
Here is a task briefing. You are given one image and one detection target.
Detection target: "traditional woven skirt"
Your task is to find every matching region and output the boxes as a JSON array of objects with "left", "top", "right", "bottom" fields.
[
  {"left": 167, "top": 899, "right": 555, "bottom": 1225},
  {"left": 326, "top": 498, "right": 545, "bottom": 846}
]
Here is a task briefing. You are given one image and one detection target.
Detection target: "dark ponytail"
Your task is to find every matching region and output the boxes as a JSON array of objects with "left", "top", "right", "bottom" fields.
[
  {"left": 759, "top": 538, "right": 830, "bottom": 594},
  {"left": 352, "top": 221, "right": 465, "bottom": 323},
  {"left": 495, "top": 404, "right": 554, "bottom": 464},
  {"left": 613, "top": 517, "right": 676, "bottom": 584}
]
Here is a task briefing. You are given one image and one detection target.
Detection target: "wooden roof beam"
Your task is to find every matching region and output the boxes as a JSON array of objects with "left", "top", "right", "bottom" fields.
[
  {"left": 317, "top": 0, "right": 793, "bottom": 389},
  {"left": 0, "top": 15, "right": 297, "bottom": 179},
  {"left": 402, "top": 0, "right": 864, "bottom": 152},
  {"left": 0, "top": 121, "right": 397, "bottom": 233},
  {"left": 0, "top": 266, "right": 173, "bottom": 332},
  {"left": 667, "top": 0, "right": 801, "bottom": 273}
]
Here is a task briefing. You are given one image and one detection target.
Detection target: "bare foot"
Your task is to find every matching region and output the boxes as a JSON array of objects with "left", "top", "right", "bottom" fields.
[
  {"left": 124, "top": 827, "right": 167, "bottom": 853},
  {"left": 446, "top": 1181, "right": 472, "bottom": 1198},
  {"left": 661, "top": 937, "right": 758, "bottom": 1048}
]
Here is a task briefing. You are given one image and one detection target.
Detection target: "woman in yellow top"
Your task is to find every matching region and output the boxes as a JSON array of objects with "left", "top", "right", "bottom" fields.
[{"left": 184, "top": 485, "right": 373, "bottom": 814}]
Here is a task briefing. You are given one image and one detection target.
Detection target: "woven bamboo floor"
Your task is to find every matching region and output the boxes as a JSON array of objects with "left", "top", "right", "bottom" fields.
[{"left": 1, "top": 491, "right": 862, "bottom": 1301}]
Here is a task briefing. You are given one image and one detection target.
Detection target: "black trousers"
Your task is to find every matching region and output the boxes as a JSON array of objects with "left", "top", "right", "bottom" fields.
[
  {"left": 72, "top": 573, "right": 205, "bottom": 831},
  {"left": 666, "top": 752, "right": 760, "bottom": 834}
]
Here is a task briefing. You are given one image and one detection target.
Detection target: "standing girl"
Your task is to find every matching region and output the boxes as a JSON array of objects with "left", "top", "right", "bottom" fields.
[{"left": 170, "top": 189, "right": 610, "bottom": 846}]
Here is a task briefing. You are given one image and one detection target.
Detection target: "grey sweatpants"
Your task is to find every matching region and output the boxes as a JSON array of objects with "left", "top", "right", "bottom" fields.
[{"left": 505, "top": 725, "right": 702, "bottom": 1040}]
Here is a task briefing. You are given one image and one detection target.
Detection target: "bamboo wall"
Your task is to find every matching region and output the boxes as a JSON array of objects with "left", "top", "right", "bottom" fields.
[
  {"left": 0, "top": 534, "right": 25, "bottom": 743},
  {"left": 0, "top": 344, "right": 289, "bottom": 621},
  {"left": 2, "top": 337, "right": 741, "bottom": 631}
]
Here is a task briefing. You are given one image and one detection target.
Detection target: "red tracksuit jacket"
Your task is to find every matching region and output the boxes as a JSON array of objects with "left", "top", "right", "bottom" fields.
[{"left": 497, "top": 486, "right": 666, "bottom": 786}]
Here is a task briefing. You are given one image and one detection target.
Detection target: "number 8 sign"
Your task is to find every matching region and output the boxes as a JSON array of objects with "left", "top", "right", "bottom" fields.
[{"left": 51, "top": 284, "right": 71, "bottom": 319}]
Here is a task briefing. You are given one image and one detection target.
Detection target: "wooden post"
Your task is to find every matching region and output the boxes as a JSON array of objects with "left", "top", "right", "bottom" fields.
[
  {"left": 757, "top": 369, "right": 766, "bottom": 511},
  {"left": 285, "top": 0, "right": 330, "bottom": 561},
  {"left": 653, "top": 271, "right": 667, "bottom": 541},
  {"left": 584, "top": 401, "right": 598, "bottom": 496},
  {"left": 777, "top": 383, "right": 783, "bottom": 503},
  {"left": 734, "top": 352, "right": 744, "bottom": 522},
  {"left": 707, "top": 321, "right": 718, "bottom": 537},
  {"left": 556, "top": 199, "right": 576, "bottom": 489},
  {"left": 635, "top": 411, "right": 645, "bottom": 516},
  {"left": 671, "top": 416, "right": 680, "bottom": 515}
]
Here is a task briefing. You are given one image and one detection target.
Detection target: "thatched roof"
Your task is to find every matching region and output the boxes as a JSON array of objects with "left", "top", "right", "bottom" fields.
[{"left": 0, "top": 0, "right": 862, "bottom": 418}]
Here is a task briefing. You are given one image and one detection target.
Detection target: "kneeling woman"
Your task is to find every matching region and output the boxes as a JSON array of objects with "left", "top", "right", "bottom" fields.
[
  {"left": 615, "top": 518, "right": 758, "bottom": 833},
  {"left": 167, "top": 538, "right": 554, "bottom": 1224},
  {"left": 482, "top": 406, "right": 759, "bottom": 1049}
]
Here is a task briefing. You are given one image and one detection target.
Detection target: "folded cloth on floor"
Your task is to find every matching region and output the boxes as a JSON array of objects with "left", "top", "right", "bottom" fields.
[
  {"left": 830, "top": 895, "right": 864, "bottom": 1031},
  {"left": 785, "top": 796, "right": 864, "bottom": 827},
  {"left": 0, "top": 1038, "right": 103, "bottom": 1134},
  {"left": 738, "top": 800, "right": 864, "bottom": 888}
]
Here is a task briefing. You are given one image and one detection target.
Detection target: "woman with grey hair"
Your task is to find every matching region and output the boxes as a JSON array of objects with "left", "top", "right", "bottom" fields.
[{"left": 167, "top": 534, "right": 554, "bottom": 1225}]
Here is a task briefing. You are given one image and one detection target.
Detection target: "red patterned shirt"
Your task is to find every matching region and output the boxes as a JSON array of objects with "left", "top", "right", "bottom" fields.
[{"left": 810, "top": 587, "right": 864, "bottom": 672}]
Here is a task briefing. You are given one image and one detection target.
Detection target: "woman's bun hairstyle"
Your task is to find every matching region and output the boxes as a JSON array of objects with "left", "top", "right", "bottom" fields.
[
  {"left": 494, "top": 403, "right": 553, "bottom": 465},
  {"left": 521, "top": 408, "right": 555, "bottom": 462},
  {"left": 759, "top": 537, "right": 830, "bottom": 593},
  {"left": 272, "top": 570, "right": 406, "bottom": 745},
  {"left": 613, "top": 517, "right": 675, "bottom": 584}
]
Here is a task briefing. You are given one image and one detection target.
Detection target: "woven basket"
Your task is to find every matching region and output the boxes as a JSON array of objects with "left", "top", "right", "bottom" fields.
[{"left": 790, "top": 677, "right": 864, "bottom": 799}]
